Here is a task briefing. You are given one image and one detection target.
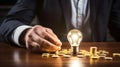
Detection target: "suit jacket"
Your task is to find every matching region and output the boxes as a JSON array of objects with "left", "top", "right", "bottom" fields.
[{"left": 0, "top": 0, "right": 120, "bottom": 44}]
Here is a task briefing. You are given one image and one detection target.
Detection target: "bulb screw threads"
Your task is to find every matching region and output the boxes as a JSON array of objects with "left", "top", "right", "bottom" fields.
[{"left": 71, "top": 46, "right": 79, "bottom": 56}]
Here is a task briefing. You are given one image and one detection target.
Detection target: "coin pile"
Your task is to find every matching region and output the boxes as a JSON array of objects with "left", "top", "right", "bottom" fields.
[
  {"left": 41, "top": 49, "right": 71, "bottom": 58},
  {"left": 41, "top": 47, "right": 120, "bottom": 60}
]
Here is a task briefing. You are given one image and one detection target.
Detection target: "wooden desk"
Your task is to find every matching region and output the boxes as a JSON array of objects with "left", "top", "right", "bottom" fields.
[{"left": 0, "top": 42, "right": 120, "bottom": 67}]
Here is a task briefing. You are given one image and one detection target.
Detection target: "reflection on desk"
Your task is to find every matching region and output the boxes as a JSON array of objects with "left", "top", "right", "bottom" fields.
[{"left": 0, "top": 42, "right": 120, "bottom": 67}]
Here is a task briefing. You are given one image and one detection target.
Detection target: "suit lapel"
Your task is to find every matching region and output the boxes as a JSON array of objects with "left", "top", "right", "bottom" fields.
[
  {"left": 89, "top": 0, "right": 96, "bottom": 41},
  {"left": 90, "top": 0, "right": 97, "bottom": 24},
  {"left": 60, "top": 0, "right": 74, "bottom": 31},
  {"left": 90, "top": 0, "right": 104, "bottom": 41}
]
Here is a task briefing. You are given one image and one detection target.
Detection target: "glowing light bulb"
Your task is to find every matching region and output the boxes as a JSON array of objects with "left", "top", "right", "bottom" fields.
[{"left": 67, "top": 29, "right": 83, "bottom": 55}]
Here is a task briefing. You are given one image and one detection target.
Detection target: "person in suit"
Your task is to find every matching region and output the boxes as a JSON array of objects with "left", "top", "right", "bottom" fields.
[{"left": 0, "top": 0, "right": 120, "bottom": 52}]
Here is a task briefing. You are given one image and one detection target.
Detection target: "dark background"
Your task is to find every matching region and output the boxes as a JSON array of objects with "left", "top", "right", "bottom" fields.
[
  {"left": 0, "top": 0, "right": 17, "bottom": 20},
  {"left": 0, "top": 0, "right": 17, "bottom": 5}
]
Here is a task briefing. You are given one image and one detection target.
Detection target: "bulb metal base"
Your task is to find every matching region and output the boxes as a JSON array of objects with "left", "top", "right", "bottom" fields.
[{"left": 71, "top": 46, "right": 79, "bottom": 56}]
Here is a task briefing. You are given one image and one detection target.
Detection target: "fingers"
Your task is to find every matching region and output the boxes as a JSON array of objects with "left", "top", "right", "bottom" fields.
[
  {"left": 24, "top": 25, "right": 62, "bottom": 52},
  {"left": 27, "top": 37, "right": 60, "bottom": 52},
  {"left": 28, "top": 40, "right": 40, "bottom": 50},
  {"left": 45, "top": 28, "right": 62, "bottom": 46},
  {"left": 34, "top": 26, "right": 62, "bottom": 46},
  {"left": 37, "top": 38, "right": 61, "bottom": 52}
]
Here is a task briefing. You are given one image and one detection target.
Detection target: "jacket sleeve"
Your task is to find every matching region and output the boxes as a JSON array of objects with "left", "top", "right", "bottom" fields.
[
  {"left": 0, "top": 0, "right": 36, "bottom": 44},
  {"left": 108, "top": 0, "right": 120, "bottom": 41}
]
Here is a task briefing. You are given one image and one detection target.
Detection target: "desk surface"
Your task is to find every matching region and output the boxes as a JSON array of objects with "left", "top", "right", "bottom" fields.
[{"left": 0, "top": 42, "right": 120, "bottom": 67}]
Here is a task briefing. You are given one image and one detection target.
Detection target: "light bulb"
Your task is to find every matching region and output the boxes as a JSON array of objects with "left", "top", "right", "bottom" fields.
[{"left": 67, "top": 29, "right": 83, "bottom": 55}]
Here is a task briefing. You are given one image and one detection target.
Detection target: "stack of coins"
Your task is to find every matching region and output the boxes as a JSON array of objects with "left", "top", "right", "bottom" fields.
[{"left": 113, "top": 53, "right": 120, "bottom": 60}]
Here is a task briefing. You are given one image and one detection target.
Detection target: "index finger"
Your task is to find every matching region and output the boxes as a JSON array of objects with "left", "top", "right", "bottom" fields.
[
  {"left": 39, "top": 37, "right": 61, "bottom": 52},
  {"left": 45, "top": 28, "right": 62, "bottom": 46}
]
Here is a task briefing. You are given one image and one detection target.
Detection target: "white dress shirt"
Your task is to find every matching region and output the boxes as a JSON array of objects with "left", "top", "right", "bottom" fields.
[
  {"left": 71, "top": 0, "right": 88, "bottom": 29},
  {"left": 71, "top": 0, "right": 92, "bottom": 41}
]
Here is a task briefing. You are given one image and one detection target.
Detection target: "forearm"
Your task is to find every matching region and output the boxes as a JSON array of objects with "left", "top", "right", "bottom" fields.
[
  {"left": 0, "top": 20, "right": 26, "bottom": 43},
  {"left": 0, "top": 0, "right": 36, "bottom": 44}
]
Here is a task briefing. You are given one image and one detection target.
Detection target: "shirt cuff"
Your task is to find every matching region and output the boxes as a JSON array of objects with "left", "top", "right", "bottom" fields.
[{"left": 12, "top": 25, "right": 32, "bottom": 47}]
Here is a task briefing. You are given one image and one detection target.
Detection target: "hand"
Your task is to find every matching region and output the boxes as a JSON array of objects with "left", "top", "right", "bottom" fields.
[{"left": 24, "top": 25, "right": 62, "bottom": 52}]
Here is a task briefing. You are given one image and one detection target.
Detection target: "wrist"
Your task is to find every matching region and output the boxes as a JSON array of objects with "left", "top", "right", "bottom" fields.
[{"left": 19, "top": 28, "right": 31, "bottom": 47}]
